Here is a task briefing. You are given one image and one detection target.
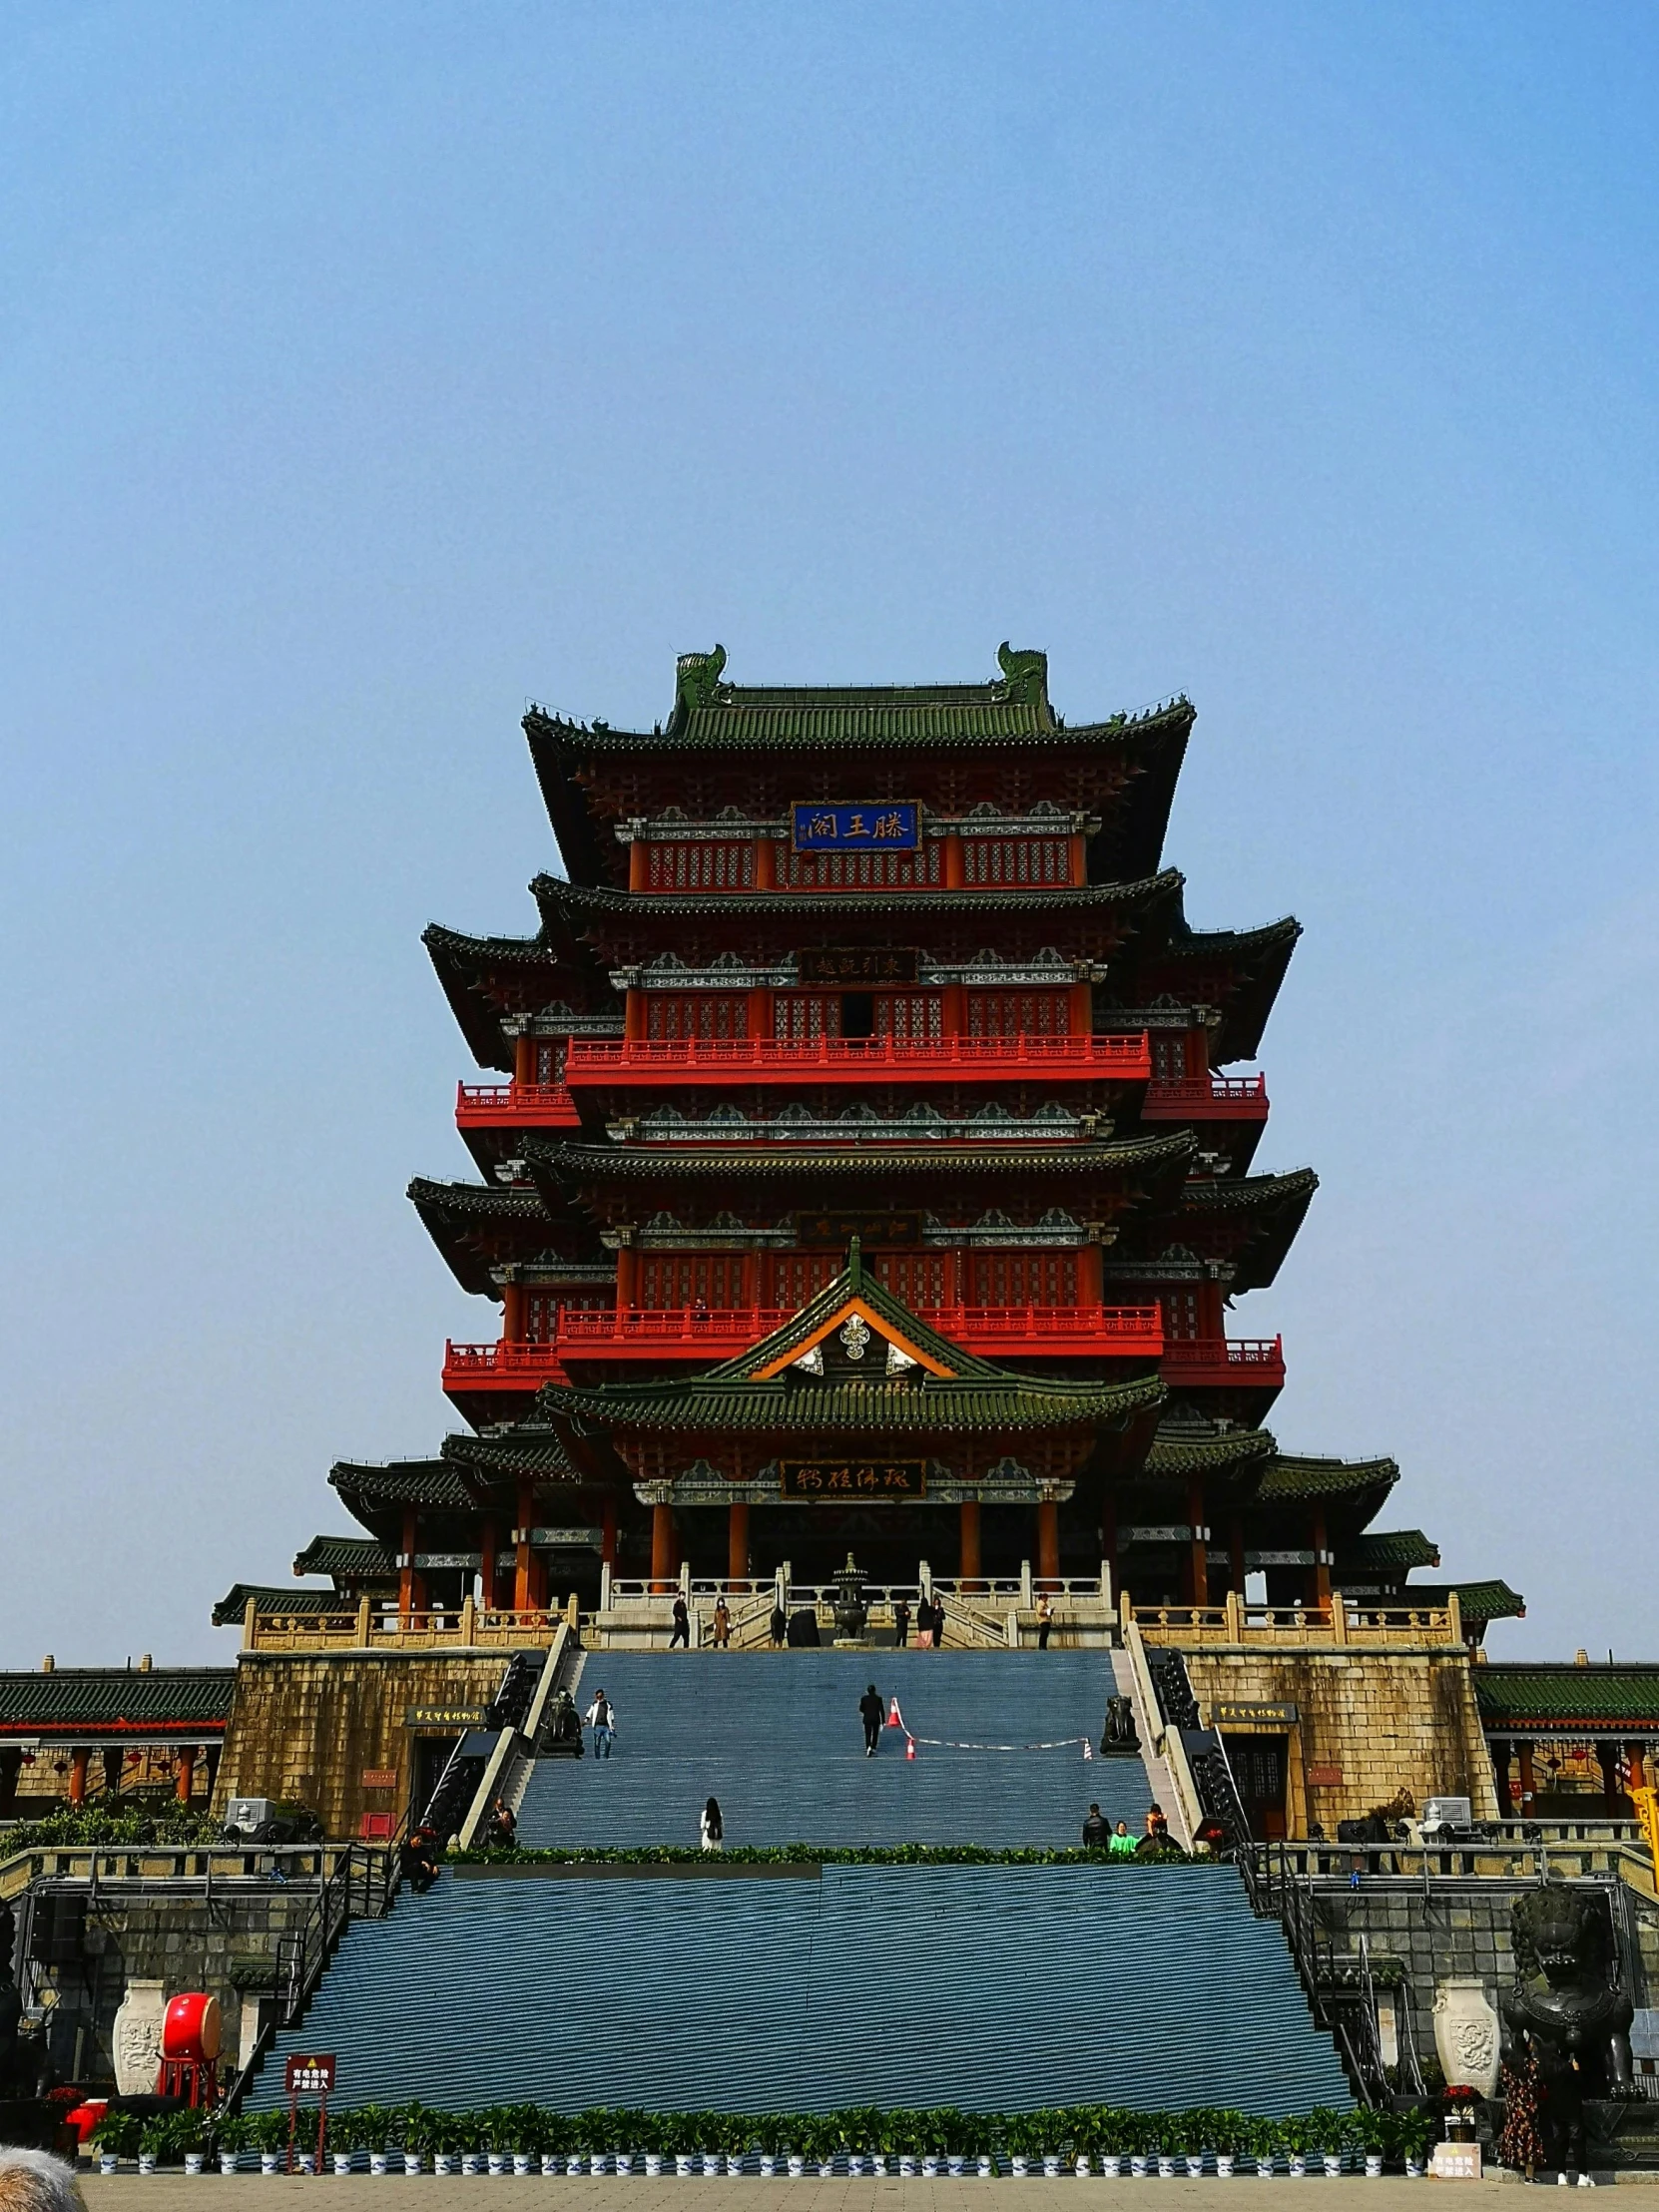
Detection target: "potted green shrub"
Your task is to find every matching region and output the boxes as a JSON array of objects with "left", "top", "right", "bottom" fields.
[{"left": 92, "top": 2110, "right": 143, "bottom": 2174}]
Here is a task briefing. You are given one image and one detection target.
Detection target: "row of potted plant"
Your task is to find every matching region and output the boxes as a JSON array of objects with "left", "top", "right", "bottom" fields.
[
  {"left": 94, "top": 2101, "right": 1438, "bottom": 2175},
  {"left": 457, "top": 1842, "right": 1196, "bottom": 1867}
]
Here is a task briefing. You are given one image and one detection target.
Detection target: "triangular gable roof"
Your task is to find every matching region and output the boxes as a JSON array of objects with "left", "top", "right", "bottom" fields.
[{"left": 734, "top": 1242, "right": 983, "bottom": 1382}]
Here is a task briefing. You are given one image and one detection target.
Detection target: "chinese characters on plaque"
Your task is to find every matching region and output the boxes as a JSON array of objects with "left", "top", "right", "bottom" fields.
[
  {"left": 780, "top": 1460, "right": 926, "bottom": 1500},
  {"left": 792, "top": 802, "right": 920, "bottom": 852},
  {"left": 796, "top": 1211, "right": 922, "bottom": 1248}
]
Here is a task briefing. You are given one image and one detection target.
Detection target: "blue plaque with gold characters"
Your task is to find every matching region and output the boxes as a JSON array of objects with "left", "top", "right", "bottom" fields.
[{"left": 792, "top": 802, "right": 920, "bottom": 852}]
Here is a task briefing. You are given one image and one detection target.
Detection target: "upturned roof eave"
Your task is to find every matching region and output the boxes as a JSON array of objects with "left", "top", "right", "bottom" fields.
[
  {"left": 522, "top": 695, "right": 1193, "bottom": 759},
  {"left": 531, "top": 869, "right": 1184, "bottom": 929},
  {"left": 528, "top": 1130, "right": 1196, "bottom": 1188},
  {"left": 532, "top": 1368, "right": 1166, "bottom": 1435}
]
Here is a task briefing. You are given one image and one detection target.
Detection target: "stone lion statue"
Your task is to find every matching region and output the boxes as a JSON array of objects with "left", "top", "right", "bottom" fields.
[{"left": 1500, "top": 1886, "right": 1634, "bottom": 2172}]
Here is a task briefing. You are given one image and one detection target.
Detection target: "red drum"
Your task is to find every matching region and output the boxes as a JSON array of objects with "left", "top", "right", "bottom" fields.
[{"left": 161, "top": 1992, "right": 222, "bottom": 2062}]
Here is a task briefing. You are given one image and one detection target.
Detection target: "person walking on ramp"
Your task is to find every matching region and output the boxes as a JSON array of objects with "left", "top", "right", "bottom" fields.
[{"left": 858, "top": 1682, "right": 884, "bottom": 1757}]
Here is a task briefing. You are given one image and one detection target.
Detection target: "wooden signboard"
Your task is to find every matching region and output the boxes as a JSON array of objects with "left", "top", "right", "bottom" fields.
[
  {"left": 792, "top": 803, "right": 920, "bottom": 852},
  {"left": 780, "top": 1460, "right": 926, "bottom": 1500},
  {"left": 797, "top": 1210, "right": 921, "bottom": 1247},
  {"left": 1306, "top": 1765, "right": 1345, "bottom": 1787},
  {"left": 796, "top": 946, "right": 918, "bottom": 985}
]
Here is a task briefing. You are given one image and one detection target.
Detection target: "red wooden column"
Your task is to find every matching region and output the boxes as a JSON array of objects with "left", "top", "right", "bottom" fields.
[
  {"left": 1311, "top": 1506, "right": 1332, "bottom": 1613},
  {"left": 1187, "top": 1480, "right": 1209, "bottom": 1606},
  {"left": 624, "top": 989, "right": 647, "bottom": 1042},
  {"left": 943, "top": 830, "right": 964, "bottom": 888},
  {"left": 69, "top": 1748, "right": 90, "bottom": 1805},
  {"left": 502, "top": 1281, "right": 527, "bottom": 1344},
  {"left": 1036, "top": 1496, "right": 1060, "bottom": 1585},
  {"left": 942, "top": 983, "right": 967, "bottom": 1037},
  {"left": 1627, "top": 1741, "right": 1650, "bottom": 1794},
  {"left": 513, "top": 1033, "right": 535, "bottom": 1087},
  {"left": 629, "top": 838, "right": 650, "bottom": 891},
  {"left": 615, "top": 1239, "right": 638, "bottom": 1310},
  {"left": 513, "top": 1481, "right": 536, "bottom": 1612},
  {"left": 728, "top": 1501, "right": 750, "bottom": 1588},
  {"left": 399, "top": 1508, "right": 420, "bottom": 1624},
  {"left": 649, "top": 1491, "right": 676, "bottom": 1592},
  {"left": 1077, "top": 1239, "right": 1104, "bottom": 1308},
  {"left": 480, "top": 1520, "right": 499, "bottom": 1613},
  {"left": 174, "top": 1746, "right": 198, "bottom": 1805},
  {"left": 1068, "top": 980, "right": 1091, "bottom": 1035},
  {"left": 754, "top": 836, "right": 777, "bottom": 889},
  {"left": 959, "top": 1499, "right": 982, "bottom": 1589}
]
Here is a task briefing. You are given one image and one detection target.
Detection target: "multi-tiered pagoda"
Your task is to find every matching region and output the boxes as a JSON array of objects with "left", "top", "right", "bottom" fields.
[{"left": 245, "top": 646, "right": 1519, "bottom": 1638}]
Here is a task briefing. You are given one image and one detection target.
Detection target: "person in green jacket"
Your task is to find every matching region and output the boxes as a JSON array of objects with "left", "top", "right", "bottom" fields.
[{"left": 1108, "top": 1820, "right": 1138, "bottom": 1858}]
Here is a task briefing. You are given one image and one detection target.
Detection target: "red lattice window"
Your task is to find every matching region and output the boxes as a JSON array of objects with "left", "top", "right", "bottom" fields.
[
  {"left": 639, "top": 1256, "right": 747, "bottom": 1310},
  {"left": 525, "top": 1290, "right": 609, "bottom": 1340},
  {"left": 871, "top": 1251, "right": 951, "bottom": 1310},
  {"left": 774, "top": 993, "right": 839, "bottom": 1041},
  {"left": 532, "top": 1039, "right": 563, "bottom": 1084},
  {"left": 766, "top": 1253, "right": 839, "bottom": 1309},
  {"left": 646, "top": 841, "right": 755, "bottom": 890},
  {"left": 966, "top": 990, "right": 1072, "bottom": 1037},
  {"left": 781, "top": 843, "right": 942, "bottom": 888},
  {"left": 962, "top": 837, "right": 1073, "bottom": 885},
  {"left": 1162, "top": 1288, "right": 1202, "bottom": 1341},
  {"left": 648, "top": 994, "right": 749, "bottom": 1041},
  {"left": 876, "top": 992, "right": 943, "bottom": 1041},
  {"left": 1151, "top": 1034, "right": 1189, "bottom": 1081},
  {"left": 971, "top": 1252, "right": 1078, "bottom": 1308}
]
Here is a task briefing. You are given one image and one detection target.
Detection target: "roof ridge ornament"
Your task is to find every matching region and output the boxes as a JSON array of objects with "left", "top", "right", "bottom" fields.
[
  {"left": 675, "top": 645, "right": 728, "bottom": 721},
  {"left": 994, "top": 641, "right": 1049, "bottom": 711}
]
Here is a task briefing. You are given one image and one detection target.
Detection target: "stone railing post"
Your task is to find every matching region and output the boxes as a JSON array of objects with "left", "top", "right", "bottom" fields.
[
  {"left": 1020, "top": 1559, "right": 1033, "bottom": 1608},
  {"left": 1331, "top": 1593, "right": 1349, "bottom": 1644},
  {"left": 1447, "top": 1591, "right": 1463, "bottom": 1648},
  {"left": 242, "top": 1596, "right": 258, "bottom": 1653},
  {"left": 1224, "top": 1589, "right": 1245, "bottom": 1642},
  {"left": 355, "top": 1597, "right": 372, "bottom": 1648},
  {"left": 599, "top": 1562, "right": 612, "bottom": 1612},
  {"left": 461, "top": 1595, "right": 477, "bottom": 1647},
  {"left": 1098, "top": 1559, "right": 1112, "bottom": 1606}
]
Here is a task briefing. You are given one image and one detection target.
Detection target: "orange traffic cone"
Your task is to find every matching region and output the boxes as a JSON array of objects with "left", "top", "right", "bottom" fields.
[{"left": 904, "top": 1736, "right": 917, "bottom": 1761}]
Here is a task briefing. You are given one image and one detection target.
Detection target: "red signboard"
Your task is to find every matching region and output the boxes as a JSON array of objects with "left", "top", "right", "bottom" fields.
[
  {"left": 1305, "top": 1766, "right": 1345, "bottom": 1788},
  {"left": 284, "top": 2053, "right": 337, "bottom": 2096}
]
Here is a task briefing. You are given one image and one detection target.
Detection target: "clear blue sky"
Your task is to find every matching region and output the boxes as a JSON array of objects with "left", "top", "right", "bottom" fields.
[{"left": 3, "top": 4, "right": 1655, "bottom": 1666}]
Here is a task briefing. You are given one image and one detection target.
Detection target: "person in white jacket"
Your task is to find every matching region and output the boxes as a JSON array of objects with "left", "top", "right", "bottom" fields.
[
  {"left": 585, "top": 1687, "right": 616, "bottom": 1758},
  {"left": 700, "top": 1796, "right": 724, "bottom": 1852}
]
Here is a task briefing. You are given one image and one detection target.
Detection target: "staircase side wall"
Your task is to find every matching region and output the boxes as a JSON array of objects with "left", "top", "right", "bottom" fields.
[
  {"left": 215, "top": 1652, "right": 514, "bottom": 1840},
  {"left": 1172, "top": 1644, "right": 1499, "bottom": 1835}
]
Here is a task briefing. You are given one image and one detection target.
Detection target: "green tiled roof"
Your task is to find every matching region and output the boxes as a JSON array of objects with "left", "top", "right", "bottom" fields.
[
  {"left": 290, "top": 1534, "right": 396, "bottom": 1581},
  {"left": 211, "top": 1584, "right": 343, "bottom": 1627},
  {"left": 329, "top": 1459, "right": 475, "bottom": 1511},
  {"left": 532, "top": 871, "right": 1183, "bottom": 929},
  {"left": 533, "top": 1132, "right": 1194, "bottom": 1188},
  {"left": 1344, "top": 1529, "right": 1440, "bottom": 1573},
  {"left": 1254, "top": 1453, "right": 1399, "bottom": 1503},
  {"left": 1143, "top": 1427, "right": 1279, "bottom": 1478},
  {"left": 442, "top": 1429, "right": 582, "bottom": 1482},
  {"left": 0, "top": 1668, "right": 236, "bottom": 1731},
  {"left": 1474, "top": 1661, "right": 1659, "bottom": 1730},
  {"left": 528, "top": 1249, "right": 1164, "bottom": 1438}
]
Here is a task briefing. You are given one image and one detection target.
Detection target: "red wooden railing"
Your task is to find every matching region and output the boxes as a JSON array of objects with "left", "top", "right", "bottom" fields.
[
  {"left": 454, "top": 1081, "right": 580, "bottom": 1126},
  {"left": 442, "top": 1301, "right": 1166, "bottom": 1383},
  {"left": 1144, "top": 1072, "right": 1269, "bottom": 1111},
  {"left": 562, "top": 1033, "right": 1153, "bottom": 1079},
  {"left": 1160, "top": 1335, "right": 1285, "bottom": 1382}
]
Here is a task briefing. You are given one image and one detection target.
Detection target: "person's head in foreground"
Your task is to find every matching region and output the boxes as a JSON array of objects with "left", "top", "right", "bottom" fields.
[{"left": 0, "top": 2149, "right": 88, "bottom": 2212}]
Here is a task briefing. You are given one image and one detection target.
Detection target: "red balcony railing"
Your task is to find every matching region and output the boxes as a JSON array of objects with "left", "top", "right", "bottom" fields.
[
  {"left": 561, "top": 1033, "right": 1153, "bottom": 1086},
  {"left": 1143, "top": 1072, "right": 1269, "bottom": 1119},
  {"left": 455, "top": 1081, "right": 581, "bottom": 1129},
  {"left": 1160, "top": 1335, "right": 1285, "bottom": 1385},
  {"left": 443, "top": 1301, "right": 1164, "bottom": 1385}
]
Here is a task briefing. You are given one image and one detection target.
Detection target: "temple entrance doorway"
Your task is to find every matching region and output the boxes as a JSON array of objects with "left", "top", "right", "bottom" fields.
[{"left": 1223, "top": 1733, "right": 1289, "bottom": 1840}]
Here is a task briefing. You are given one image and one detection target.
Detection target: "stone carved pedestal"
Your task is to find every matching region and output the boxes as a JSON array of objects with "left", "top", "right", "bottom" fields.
[
  {"left": 112, "top": 1978, "right": 167, "bottom": 2095},
  {"left": 1434, "top": 1976, "right": 1501, "bottom": 2096}
]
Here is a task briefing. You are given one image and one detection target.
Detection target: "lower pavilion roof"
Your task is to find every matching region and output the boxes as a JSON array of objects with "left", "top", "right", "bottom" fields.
[
  {"left": 212, "top": 1584, "right": 341, "bottom": 1627},
  {"left": 1407, "top": 1580, "right": 1525, "bottom": 1627},
  {"left": 408, "top": 1177, "right": 578, "bottom": 1296},
  {"left": 1473, "top": 1661, "right": 1657, "bottom": 1734},
  {"left": 1341, "top": 1529, "right": 1440, "bottom": 1574},
  {"left": 422, "top": 921, "right": 619, "bottom": 1071},
  {"left": 1254, "top": 1453, "right": 1399, "bottom": 1505},
  {"left": 1102, "top": 913, "right": 1301, "bottom": 1066},
  {"left": 291, "top": 1534, "right": 396, "bottom": 1582},
  {"left": 0, "top": 1668, "right": 236, "bottom": 1734}
]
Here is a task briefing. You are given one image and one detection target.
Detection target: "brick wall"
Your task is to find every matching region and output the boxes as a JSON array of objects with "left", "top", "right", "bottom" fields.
[
  {"left": 1175, "top": 1643, "right": 1501, "bottom": 1832},
  {"left": 214, "top": 1651, "right": 516, "bottom": 1840}
]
